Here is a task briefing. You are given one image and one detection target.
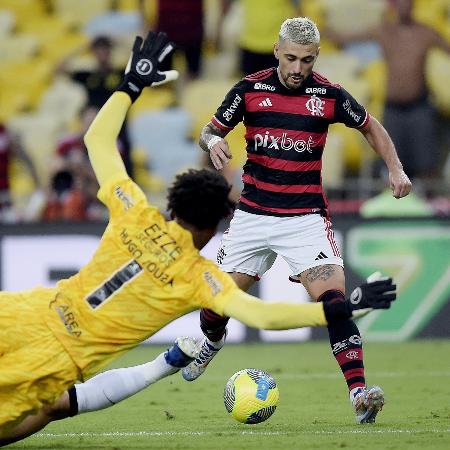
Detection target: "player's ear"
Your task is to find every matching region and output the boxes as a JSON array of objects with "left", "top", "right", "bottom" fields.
[
  {"left": 316, "top": 46, "right": 321, "bottom": 58},
  {"left": 274, "top": 42, "right": 279, "bottom": 60}
]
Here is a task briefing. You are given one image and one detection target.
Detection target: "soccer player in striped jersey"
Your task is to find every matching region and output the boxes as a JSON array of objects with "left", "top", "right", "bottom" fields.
[
  {"left": 185, "top": 17, "right": 412, "bottom": 424},
  {"left": 0, "top": 32, "right": 398, "bottom": 446}
]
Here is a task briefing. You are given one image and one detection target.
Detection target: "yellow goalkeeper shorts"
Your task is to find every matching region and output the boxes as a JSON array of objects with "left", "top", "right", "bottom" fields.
[{"left": 0, "top": 289, "right": 80, "bottom": 431}]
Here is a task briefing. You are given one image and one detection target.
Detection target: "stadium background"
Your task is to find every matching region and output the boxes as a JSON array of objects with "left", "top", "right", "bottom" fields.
[{"left": 0, "top": 0, "right": 449, "bottom": 342}]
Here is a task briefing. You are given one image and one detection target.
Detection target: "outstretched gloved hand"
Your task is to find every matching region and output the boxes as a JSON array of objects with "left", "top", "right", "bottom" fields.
[{"left": 117, "top": 31, "right": 178, "bottom": 102}]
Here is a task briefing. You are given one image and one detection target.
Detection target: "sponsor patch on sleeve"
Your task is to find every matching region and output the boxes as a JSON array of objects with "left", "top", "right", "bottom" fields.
[
  {"left": 203, "top": 271, "right": 223, "bottom": 296},
  {"left": 114, "top": 186, "right": 135, "bottom": 210}
]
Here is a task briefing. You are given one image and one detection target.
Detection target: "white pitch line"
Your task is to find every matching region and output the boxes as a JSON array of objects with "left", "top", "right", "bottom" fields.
[
  {"left": 34, "top": 431, "right": 287, "bottom": 438},
  {"left": 34, "top": 429, "right": 450, "bottom": 439}
]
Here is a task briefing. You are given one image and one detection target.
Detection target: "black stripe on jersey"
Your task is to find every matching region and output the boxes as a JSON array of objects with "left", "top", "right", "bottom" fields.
[
  {"left": 244, "top": 162, "right": 322, "bottom": 185},
  {"left": 246, "top": 111, "right": 330, "bottom": 133},
  {"left": 245, "top": 147, "right": 324, "bottom": 162},
  {"left": 86, "top": 260, "right": 143, "bottom": 309},
  {"left": 242, "top": 184, "right": 326, "bottom": 209}
]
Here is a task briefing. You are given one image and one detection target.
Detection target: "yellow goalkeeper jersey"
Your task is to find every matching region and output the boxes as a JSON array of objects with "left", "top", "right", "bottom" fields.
[
  {"left": 42, "top": 91, "right": 326, "bottom": 381},
  {"left": 46, "top": 175, "right": 240, "bottom": 380}
]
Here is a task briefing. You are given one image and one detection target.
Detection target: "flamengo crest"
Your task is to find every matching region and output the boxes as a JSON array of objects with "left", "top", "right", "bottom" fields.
[{"left": 306, "top": 94, "right": 325, "bottom": 117}]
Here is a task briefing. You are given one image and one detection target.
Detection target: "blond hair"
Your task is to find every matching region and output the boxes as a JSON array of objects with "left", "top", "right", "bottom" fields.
[{"left": 279, "top": 17, "right": 320, "bottom": 45}]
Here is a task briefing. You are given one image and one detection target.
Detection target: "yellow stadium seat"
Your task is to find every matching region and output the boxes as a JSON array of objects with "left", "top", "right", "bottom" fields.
[
  {"left": 0, "top": 34, "right": 39, "bottom": 63},
  {"left": 322, "top": 0, "right": 385, "bottom": 34},
  {"left": 128, "top": 88, "right": 176, "bottom": 119},
  {"left": 0, "top": 0, "right": 47, "bottom": 30},
  {"left": 18, "top": 13, "right": 72, "bottom": 43},
  {"left": 0, "top": 9, "right": 15, "bottom": 36},
  {"left": 413, "top": 0, "right": 448, "bottom": 31},
  {"left": 53, "top": 0, "right": 112, "bottom": 27},
  {"left": 7, "top": 113, "right": 62, "bottom": 183},
  {"left": 9, "top": 157, "right": 37, "bottom": 201},
  {"left": 131, "top": 148, "right": 165, "bottom": 193},
  {"left": 332, "top": 123, "right": 367, "bottom": 174},
  {"left": 0, "top": 90, "right": 30, "bottom": 122},
  {"left": 38, "top": 77, "right": 87, "bottom": 128},
  {"left": 321, "top": 130, "right": 344, "bottom": 189},
  {"left": 300, "top": 0, "right": 326, "bottom": 29},
  {"left": 116, "top": 0, "right": 139, "bottom": 12},
  {"left": 1, "top": 58, "right": 52, "bottom": 104},
  {"left": 362, "top": 59, "right": 387, "bottom": 103},
  {"left": 40, "top": 32, "right": 88, "bottom": 64},
  {"left": 427, "top": 48, "right": 450, "bottom": 117},
  {"left": 180, "top": 78, "right": 241, "bottom": 139}
]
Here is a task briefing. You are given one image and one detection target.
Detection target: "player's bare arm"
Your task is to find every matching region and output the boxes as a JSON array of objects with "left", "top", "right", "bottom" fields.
[
  {"left": 359, "top": 116, "right": 412, "bottom": 199},
  {"left": 199, "top": 122, "right": 231, "bottom": 170}
]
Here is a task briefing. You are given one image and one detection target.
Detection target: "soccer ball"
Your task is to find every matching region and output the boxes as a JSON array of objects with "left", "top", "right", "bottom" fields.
[{"left": 223, "top": 368, "right": 279, "bottom": 424}]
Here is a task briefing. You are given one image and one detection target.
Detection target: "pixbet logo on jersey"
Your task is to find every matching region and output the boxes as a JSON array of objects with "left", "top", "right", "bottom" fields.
[{"left": 254, "top": 131, "right": 314, "bottom": 153}]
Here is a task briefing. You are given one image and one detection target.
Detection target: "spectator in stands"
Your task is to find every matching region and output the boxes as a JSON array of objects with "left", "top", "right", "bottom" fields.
[
  {"left": 223, "top": 0, "right": 301, "bottom": 75},
  {"left": 139, "top": 0, "right": 207, "bottom": 80},
  {"left": 327, "top": 0, "right": 450, "bottom": 182},
  {"left": 0, "top": 123, "right": 40, "bottom": 223},
  {"left": 42, "top": 106, "right": 125, "bottom": 222},
  {"left": 56, "top": 35, "right": 133, "bottom": 176}
]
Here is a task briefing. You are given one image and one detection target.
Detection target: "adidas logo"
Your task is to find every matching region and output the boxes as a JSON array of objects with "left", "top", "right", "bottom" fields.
[
  {"left": 315, "top": 252, "right": 328, "bottom": 260},
  {"left": 258, "top": 98, "right": 273, "bottom": 107}
]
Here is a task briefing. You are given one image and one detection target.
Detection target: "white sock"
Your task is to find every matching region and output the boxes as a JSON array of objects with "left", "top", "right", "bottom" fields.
[
  {"left": 206, "top": 335, "right": 226, "bottom": 350},
  {"left": 75, "top": 353, "right": 177, "bottom": 414}
]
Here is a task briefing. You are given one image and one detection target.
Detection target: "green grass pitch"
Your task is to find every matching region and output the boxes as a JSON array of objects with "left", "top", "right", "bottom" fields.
[{"left": 10, "top": 340, "right": 450, "bottom": 450}]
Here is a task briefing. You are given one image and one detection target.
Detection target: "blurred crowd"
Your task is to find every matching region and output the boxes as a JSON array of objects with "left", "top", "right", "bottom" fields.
[{"left": 0, "top": 0, "right": 449, "bottom": 224}]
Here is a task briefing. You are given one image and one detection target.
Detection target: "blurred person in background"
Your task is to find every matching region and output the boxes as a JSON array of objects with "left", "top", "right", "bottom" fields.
[
  {"left": 42, "top": 106, "right": 128, "bottom": 222},
  {"left": 0, "top": 123, "right": 41, "bottom": 223},
  {"left": 223, "top": 0, "right": 301, "bottom": 75},
  {"left": 327, "top": 0, "right": 450, "bottom": 183},
  {"left": 140, "top": 0, "right": 206, "bottom": 80},
  {"left": 184, "top": 17, "right": 411, "bottom": 424},
  {"left": 56, "top": 35, "right": 133, "bottom": 176}
]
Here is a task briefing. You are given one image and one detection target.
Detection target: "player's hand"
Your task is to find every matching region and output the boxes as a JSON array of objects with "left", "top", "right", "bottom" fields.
[
  {"left": 117, "top": 31, "right": 178, "bottom": 102},
  {"left": 209, "top": 138, "right": 232, "bottom": 170},
  {"left": 347, "top": 272, "right": 397, "bottom": 319},
  {"left": 389, "top": 168, "right": 412, "bottom": 199}
]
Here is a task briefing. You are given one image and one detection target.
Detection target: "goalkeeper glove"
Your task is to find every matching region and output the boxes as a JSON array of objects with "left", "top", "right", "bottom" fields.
[
  {"left": 323, "top": 272, "right": 397, "bottom": 323},
  {"left": 117, "top": 31, "right": 178, "bottom": 102},
  {"left": 347, "top": 272, "right": 397, "bottom": 319}
]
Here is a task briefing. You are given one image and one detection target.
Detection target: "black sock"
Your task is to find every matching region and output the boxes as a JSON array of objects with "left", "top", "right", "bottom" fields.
[
  {"left": 200, "top": 308, "right": 229, "bottom": 341},
  {"left": 67, "top": 386, "right": 79, "bottom": 416},
  {"left": 319, "top": 290, "right": 366, "bottom": 392}
]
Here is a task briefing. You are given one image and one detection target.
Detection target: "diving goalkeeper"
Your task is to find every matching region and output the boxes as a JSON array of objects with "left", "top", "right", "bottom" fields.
[{"left": 0, "top": 32, "right": 396, "bottom": 447}]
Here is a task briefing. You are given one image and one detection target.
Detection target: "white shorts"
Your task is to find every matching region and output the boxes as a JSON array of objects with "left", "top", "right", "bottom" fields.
[{"left": 217, "top": 209, "right": 343, "bottom": 280}]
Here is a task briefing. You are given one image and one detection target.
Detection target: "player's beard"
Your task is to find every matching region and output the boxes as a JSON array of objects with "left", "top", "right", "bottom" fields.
[{"left": 283, "top": 72, "right": 304, "bottom": 90}]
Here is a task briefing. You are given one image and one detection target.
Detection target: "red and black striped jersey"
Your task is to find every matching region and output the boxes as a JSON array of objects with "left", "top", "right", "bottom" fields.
[{"left": 211, "top": 68, "right": 370, "bottom": 216}]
